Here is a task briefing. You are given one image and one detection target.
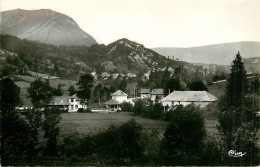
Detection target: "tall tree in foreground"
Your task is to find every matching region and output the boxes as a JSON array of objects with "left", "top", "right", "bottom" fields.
[
  {"left": 218, "top": 52, "right": 260, "bottom": 165},
  {"left": 0, "top": 78, "right": 37, "bottom": 164},
  {"left": 76, "top": 74, "right": 94, "bottom": 107}
]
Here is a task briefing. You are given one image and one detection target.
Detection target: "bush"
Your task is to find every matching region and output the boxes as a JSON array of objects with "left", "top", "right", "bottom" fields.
[
  {"left": 160, "top": 104, "right": 206, "bottom": 165},
  {"left": 95, "top": 119, "right": 144, "bottom": 164},
  {"left": 132, "top": 100, "right": 144, "bottom": 115},
  {"left": 77, "top": 108, "right": 92, "bottom": 113},
  {"left": 121, "top": 102, "right": 133, "bottom": 112}
]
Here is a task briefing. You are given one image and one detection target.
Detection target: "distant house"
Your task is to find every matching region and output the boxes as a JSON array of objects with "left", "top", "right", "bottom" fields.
[
  {"left": 140, "top": 88, "right": 150, "bottom": 98},
  {"left": 142, "top": 72, "right": 150, "bottom": 81},
  {"left": 105, "top": 90, "right": 131, "bottom": 111},
  {"left": 112, "top": 73, "right": 119, "bottom": 79},
  {"left": 91, "top": 71, "right": 97, "bottom": 79},
  {"left": 150, "top": 89, "right": 164, "bottom": 102},
  {"left": 127, "top": 73, "right": 136, "bottom": 78},
  {"left": 102, "top": 72, "right": 111, "bottom": 80},
  {"left": 49, "top": 94, "right": 87, "bottom": 112},
  {"left": 160, "top": 91, "right": 217, "bottom": 108}
]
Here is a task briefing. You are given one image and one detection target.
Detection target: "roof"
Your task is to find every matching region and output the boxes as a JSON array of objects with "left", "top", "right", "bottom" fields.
[
  {"left": 161, "top": 91, "right": 217, "bottom": 102},
  {"left": 111, "top": 90, "right": 128, "bottom": 96},
  {"left": 105, "top": 99, "right": 120, "bottom": 105},
  {"left": 151, "top": 89, "right": 164, "bottom": 95},
  {"left": 49, "top": 94, "right": 79, "bottom": 106},
  {"left": 141, "top": 88, "right": 150, "bottom": 94},
  {"left": 50, "top": 96, "right": 70, "bottom": 105}
]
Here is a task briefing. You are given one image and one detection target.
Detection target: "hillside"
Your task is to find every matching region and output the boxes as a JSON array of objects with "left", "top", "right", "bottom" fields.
[
  {"left": 0, "top": 9, "right": 97, "bottom": 46},
  {"left": 152, "top": 42, "right": 260, "bottom": 65},
  {"left": 0, "top": 35, "right": 187, "bottom": 80}
]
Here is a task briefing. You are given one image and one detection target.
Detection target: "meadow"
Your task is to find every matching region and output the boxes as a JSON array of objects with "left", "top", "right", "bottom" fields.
[{"left": 57, "top": 111, "right": 219, "bottom": 136}]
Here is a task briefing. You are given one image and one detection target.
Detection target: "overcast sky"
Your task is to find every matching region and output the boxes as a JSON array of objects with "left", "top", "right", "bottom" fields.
[{"left": 1, "top": 0, "right": 260, "bottom": 48}]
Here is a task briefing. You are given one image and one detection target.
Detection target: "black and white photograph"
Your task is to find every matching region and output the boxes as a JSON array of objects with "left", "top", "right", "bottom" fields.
[{"left": 0, "top": 0, "right": 260, "bottom": 166}]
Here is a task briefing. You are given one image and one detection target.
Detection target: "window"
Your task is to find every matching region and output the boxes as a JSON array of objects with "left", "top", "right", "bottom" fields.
[
  {"left": 71, "top": 105, "right": 74, "bottom": 110},
  {"left": 75, "top": 105, "right": 78, "bottom": 109},
  {"left": 71, "top": 98, "right": 74, "bottom": 102}
]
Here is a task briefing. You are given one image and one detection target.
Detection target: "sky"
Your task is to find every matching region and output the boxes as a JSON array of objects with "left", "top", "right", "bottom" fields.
[{"left": 1, "top": 0, "right": 260, "bottom": 48}]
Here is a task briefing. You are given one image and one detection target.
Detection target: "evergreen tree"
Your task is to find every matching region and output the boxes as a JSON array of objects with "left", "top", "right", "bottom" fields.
[
  {"left": 119, "top": 78, "right": 127, "bottom": 92},
  {"left": 68, "top": 85, "right": 76, "bottom": 96},
  {"left": 76, "top": 74, "right": 94, "bottom": 106},
  {"left": 217, "top": 52, "right": 260, "bottom": 165},
  {"left": 161, "top": 66, "right": 171, "bottom": 88},
  {"left": 225, "top": 52, "right": 248, "bottom": 107}
]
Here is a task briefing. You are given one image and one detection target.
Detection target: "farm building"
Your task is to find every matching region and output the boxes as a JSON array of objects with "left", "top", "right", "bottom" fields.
[
  {"left": 160, "top": 91, "right": 217, "bottom": 108},
  {"left": 49, "top": 94, "right": 87, "bottom": 112}
]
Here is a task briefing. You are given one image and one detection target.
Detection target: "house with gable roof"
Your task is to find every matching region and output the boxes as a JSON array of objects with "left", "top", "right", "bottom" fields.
[
  {"left": 160, "top": 91, "right": 217, "bottom": 108},
  {"left": 49, "top": 94, "right": 87, "bottom": 112}
]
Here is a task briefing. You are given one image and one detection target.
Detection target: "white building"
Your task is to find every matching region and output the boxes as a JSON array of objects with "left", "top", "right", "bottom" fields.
[
  {"left": 49, "top": 94, "right": 87, "bottom": 112},
  {"left": 140, "top": 88, "right": 150, "bottom": 98},
  {"left": 111, "top": 90, "right": 128, "bottom": 103},
  {"left": 105, "top": 90, "right": 132, "bottom": 111},
  {"left": 160, "top": 91, "right": 217, "bottom": 108}
]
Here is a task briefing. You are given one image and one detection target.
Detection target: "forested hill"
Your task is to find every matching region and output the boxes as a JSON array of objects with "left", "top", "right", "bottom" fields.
[{"left": 0, "top": 35, "right": 188, "bottom": 80}]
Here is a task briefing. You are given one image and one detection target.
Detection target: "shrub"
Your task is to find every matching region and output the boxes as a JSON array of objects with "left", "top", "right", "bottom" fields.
[
  {"left": 121, "top": 102, "right": 133, "bottom": 112},
  {"left": 77, "top": 108, "right": 92, "bottom": 113},
  {"left": 160, "top": 104, "right": 206, "bottom": 165},
  {"left": 132, "top": 100, "right": 144, "bottom": 115}
]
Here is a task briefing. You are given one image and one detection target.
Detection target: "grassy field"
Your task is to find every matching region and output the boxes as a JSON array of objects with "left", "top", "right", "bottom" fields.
[
  {"left": 57, "top": 112, "right": 219, "bottom": 136},
  {"left": 58, "top": 112, "right": 168, "bottom": 136}
]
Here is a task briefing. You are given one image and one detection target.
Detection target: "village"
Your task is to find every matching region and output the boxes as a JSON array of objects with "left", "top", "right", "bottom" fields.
[{"left": 1, "top": 1, "right": 260, "bottom": 166}]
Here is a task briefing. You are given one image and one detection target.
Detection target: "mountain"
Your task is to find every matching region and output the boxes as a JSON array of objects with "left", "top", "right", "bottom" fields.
[
  {"left": 152, "top": 42, "right": 260, "bottom": 65},
  {"left": 104, "top": 38, "right": 180, "bottom": 72},
  {"left": 0, "top": 9, "right": 97, "bottom": 46}
]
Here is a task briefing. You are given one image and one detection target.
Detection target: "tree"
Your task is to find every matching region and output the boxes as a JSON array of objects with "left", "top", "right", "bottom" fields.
[
  {"left": 225, "top": 52, "right": 248, "bottom": 107},
  {"left": 161, "top": 104, "right": 206, "bottom": 165},
  {"left": 161, "top": 66, "right": 171, "bottom": 88},
  {"left": 250, "top": 79, "right": 259, "bottom": 94},
  {"left": 42, "top": 107, "right": 61, "bottom": 156},
  {"left": 76, "top": 74, "right": 94, "bottom": 106},
  {"left": 217, "top": 52, "right": 260, "bottom": 165},
  {"left": 27, "top": 78, "right": 54, "bottom": 108},
  {"left": 164, "top": 79, "right": 180, "bottom": 95},
  {"left": 53, "top": 84, "right": 63, "bottom": 96},
  {"left": 0, "top": 78, "right": 38, "bottom": 164},
  {"left": 188, "top": 80, "right": 208, "bottom": 91},
  {"left": 68, "top": 85, "right": 76, "bottom": 96},
  {"left": 119, "top": 78, "right": 127, "bottom": 92}
]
